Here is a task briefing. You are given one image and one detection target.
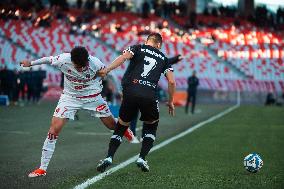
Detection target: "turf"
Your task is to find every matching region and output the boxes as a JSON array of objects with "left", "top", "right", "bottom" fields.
[
  {"left": 90, "top": 106, "right": 284, "bottom": 189},
  {"left": 0, "top": 101, "right": 229, "bottom": 189}
]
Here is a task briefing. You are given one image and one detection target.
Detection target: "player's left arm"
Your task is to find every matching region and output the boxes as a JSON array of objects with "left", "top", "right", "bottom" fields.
[
  {"left": 168, "top": 54, "right": 183, "bottom": 65},
  {"left": 165, "top": 71, "right": 176, "bottom": 116}
]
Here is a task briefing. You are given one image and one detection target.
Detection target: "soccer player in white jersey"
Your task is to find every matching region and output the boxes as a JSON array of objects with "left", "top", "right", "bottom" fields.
[{"left": 20, "top": 46, "right": 137, "bottom": 178}]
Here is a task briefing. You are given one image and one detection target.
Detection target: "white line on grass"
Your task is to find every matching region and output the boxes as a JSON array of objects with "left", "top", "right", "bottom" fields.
[{"left": 74, "top": 103, "right": 240, "bottom": 189}]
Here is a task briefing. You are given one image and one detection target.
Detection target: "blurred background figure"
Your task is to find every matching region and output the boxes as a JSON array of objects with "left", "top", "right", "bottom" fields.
[
  {"left": 0, "top": 66, "right": 46, "bottom": 106},
  {"left": 34, "top": 68, "right": 46, "bottom": 103},
  {"left": 265, "top": 92, "right": 276, "bottom": 105},
  {"left": 142, "top": 1, "right": 150, "bottom": 18},
  {"left": 185, "top": 71, "right": 199, "bottom": 114}
]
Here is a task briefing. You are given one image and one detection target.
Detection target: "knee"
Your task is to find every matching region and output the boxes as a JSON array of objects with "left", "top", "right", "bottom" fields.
[
  {"left": 49, "top": 118, "right": 65, "bottom": 135},
  {"left": 51, "top": 118, "right": 64, "bottom": 127}
]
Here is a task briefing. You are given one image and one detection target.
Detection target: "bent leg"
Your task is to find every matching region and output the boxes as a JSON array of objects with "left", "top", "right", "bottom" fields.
[
  {"left": 100, "top": 116, "right": 116, "bottom": 130},
  {"left": 40, "top": 117, "right": 67, "bottom": 171},
  {"left": 48, "top": 116, "right": 67, "bottom": 135},
  {"left": 33, "top": 94, "right": 79, "bottom": 174}
]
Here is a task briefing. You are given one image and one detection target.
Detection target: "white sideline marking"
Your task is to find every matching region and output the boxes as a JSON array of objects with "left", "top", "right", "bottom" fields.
[
  {"left": 0, "top": 130, "right": 30, "bottom": 135},
  {"left": 76, "top": 132, "right": 112, "bottom": 136},
  {"left": 74, "top": 103, "right": 240, "bottom": 189}
]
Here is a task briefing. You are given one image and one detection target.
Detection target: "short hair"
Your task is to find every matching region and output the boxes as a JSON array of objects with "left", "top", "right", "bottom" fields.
[
  {"left": 147, "top": 33, "right": 163, "bottom": 45},
  {"left": 71, "top": 46, "right": 89, "bottom": 68}
]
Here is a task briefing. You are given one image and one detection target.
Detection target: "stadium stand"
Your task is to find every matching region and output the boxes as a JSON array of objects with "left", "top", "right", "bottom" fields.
[
  {"left": 84, "top": 12, "right": 244, "bottom": 89},
  {"left": 206, "top": 25, "right": 284, "bottom": 80},
  {"left": 172, "top": 15, "right": 284, "bottom": 92},
  {"left": 0, "top": 7, "right": 283, "bottom": 93},
  {"left": 0, "top": 37, "right": 34, "bottom": 69},
  {"left": 0, "top": 19, "right": 117, "bottom": 65}
]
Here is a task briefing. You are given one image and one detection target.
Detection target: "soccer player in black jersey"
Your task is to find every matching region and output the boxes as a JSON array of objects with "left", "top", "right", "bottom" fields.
[{"left": 97, "top": 33, "right": 176, "bottom": 172}]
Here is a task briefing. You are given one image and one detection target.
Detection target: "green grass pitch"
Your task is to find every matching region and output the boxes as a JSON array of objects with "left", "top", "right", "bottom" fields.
[
  {"left": 0, "top": 102, "right": 283, "bottom": 189},
  {"left": 92, "top": 106, "right": 284, "bottom": 189}
]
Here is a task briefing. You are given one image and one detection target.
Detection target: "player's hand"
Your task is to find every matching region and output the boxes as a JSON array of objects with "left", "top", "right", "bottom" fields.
[
  {"left": 97, "top": 68, "right": 109, "bottom": 77},
  {"left": 20, "top": 60, "right": 31, "bottom": 67},
  {"left": 167, "top": 101, "right": 175, "bottom": 116},
  {"left": 177, "top": 54, "right": 183, "bottom": 62}
]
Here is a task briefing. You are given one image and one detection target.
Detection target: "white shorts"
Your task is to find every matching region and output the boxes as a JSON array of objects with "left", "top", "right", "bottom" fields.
[{"left": 53, "top": 93, "right": 112, "bottom": 120}]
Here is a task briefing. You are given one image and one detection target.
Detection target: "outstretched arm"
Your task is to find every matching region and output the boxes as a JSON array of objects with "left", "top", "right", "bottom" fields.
[
  {"left": 107, "top": 51, "right": 133, "bottom": 73},
  {"left": 98, "top": 51, "right": 133, "bottom": 77},
  {"left": 168, "top": 54, "right": 183, "bottom": 65},
  {"left": 20, "top": 57, "right": 53, "bottom": 67}
]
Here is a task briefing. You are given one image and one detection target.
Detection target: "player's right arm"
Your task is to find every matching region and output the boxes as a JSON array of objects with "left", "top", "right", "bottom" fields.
[
  {"left": 98, "top": 51, "right": 132, "bottom": 77},
  {"left": 105, "top": 51, "right": 133, "bottom": 74},
  {"left": 20, "top": 57, "right": 52, "bottom": 67},
  {"left": 20, "top": 54, "right": 66, "bottom": 68},
  {"left": 99, "top": 45, "right": 138, "bottom": 77}
]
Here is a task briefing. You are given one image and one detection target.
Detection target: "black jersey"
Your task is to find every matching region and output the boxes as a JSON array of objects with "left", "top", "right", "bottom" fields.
[
  {"left": 121, "top": 44, "right": 173, "bottom": 99},
  {"left": 187, "top": 76, "right": 199, "bottom": 93}
]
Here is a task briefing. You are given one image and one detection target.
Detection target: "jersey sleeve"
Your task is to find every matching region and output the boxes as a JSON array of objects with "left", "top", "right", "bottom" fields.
[
  {"left": 50, "top": 53, "right": 69, "bottom": 68},
  {"left": 123, "top": 45, "right": 140, "bottom": 57},
  {"left": 168, "top": 55, "right": 180, "bottom": 65},
  {"left": 89, "top": 56, "right": 106, "bottom": 71},
  {"left": 163, "top": 58, "right": 174, "bottom": 75},
  {"left": 31, "top": 56, "right": 53, "bottom": 66}
]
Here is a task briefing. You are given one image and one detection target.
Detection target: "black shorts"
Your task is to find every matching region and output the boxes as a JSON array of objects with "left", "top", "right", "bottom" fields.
[{"left": 119, "top": 95, "right": 159, "bottom": 122}]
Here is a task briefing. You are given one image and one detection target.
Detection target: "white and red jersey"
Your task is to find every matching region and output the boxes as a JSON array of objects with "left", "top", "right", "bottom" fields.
[{"left": 32, "top": 53, "right": 105, "bottom": 97}]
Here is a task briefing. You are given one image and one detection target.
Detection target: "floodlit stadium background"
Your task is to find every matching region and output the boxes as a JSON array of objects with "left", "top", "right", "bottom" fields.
[{"left": 0, "top": 0, "right": 283, "bottom": 189}]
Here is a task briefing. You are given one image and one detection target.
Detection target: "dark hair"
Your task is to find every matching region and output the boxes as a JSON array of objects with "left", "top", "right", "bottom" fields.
[
  {"left": 71, "top": 46, "right": 89, "bottom": 68},
  {"left": 147, "top": 33, "right": 163, "bottom": 45}
]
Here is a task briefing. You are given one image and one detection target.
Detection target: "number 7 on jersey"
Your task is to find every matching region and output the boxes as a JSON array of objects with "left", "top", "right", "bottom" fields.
[{"left": 141, "top": 56, "right": 157, "bottom": 78}]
